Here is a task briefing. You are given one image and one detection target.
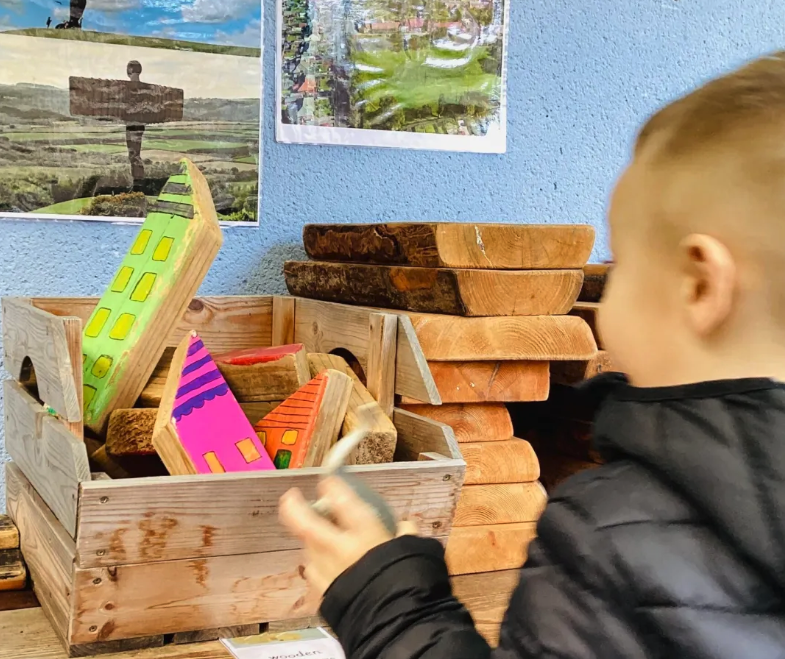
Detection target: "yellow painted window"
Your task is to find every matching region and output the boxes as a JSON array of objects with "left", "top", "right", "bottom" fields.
[
  {"left": 204, "top": 451, "right": 225, "bottom": 474},
  {"left": 130, "top": 273, "right": 157, "bottom": 302},
  {"left": 83, "top": 384, "right": 97, "bottom": 408},
  {"left": 256, "top": 430, "right": 266, "bottom": 446},
  {"left": 153, "top": 237, "right": 174, "bottom": 261},
  {"left": 108, "top": 313, "right": 135, "bottom": 341},
  {"left": 131, "top": 229, "right": 152, "bottom": 255},
  {"left": 85, "top": 307, "right": 111, "bottom": 338},
  {"left": 281, "top": 430, "right": 298, "bottom": 446},
  {"left": 91, "top": 355, "right": 113, "bottom": 379},
  {"left": 236, "top": 438, "right": 262, "bottom": 463},
  {"left": 111, "top": 266, "right": 134, "bottom": 293}
]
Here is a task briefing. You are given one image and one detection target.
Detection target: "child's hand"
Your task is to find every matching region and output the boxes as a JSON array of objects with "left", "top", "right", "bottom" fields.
[{"left": 279, "top": 477, "right": 418, "bottom": 597}]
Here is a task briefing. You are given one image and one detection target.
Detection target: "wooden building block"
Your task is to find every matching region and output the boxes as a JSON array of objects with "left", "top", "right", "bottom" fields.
[
  {"left": 550, "top": 350, "right": 615, "bottom": 386},
  {"left": 402, "top": 312, "right": 597, "bottom": 362},
  {"left": 578, "top": 263, "right": 611, "bottom": 302},
  {"left": 461, "top": 440, "right": 539, "bottom": 485},
  {"left": 285, "top": 261, "right": 584, "bottom": 317},
  {"left": 446, "top": 523, "right": 537, "bottom": 575},
  {"left": 272, "top": 296, "right": 296, "bottom": 346},
  {"left": 366, "top": 312, "right": 397, "bottom": 417},
  {"left": 106, "top": 408, "right": 157, "bottom": 456},
  {"left": 454, "top": 483, "right": 547, "bottom": 526},
  {"left": 0, "top": 550, "right": 26, "bottom": 592},
  {"left": 398, "top": 403, "right": 513, "bottom": 442},
  {"left": 215, "top": 347, "right": 310, "bottom": 403},
  {"left": 153, "top": 332, "right": 275, "bottom": 475},
  {"left": 0, "top": 517, "right": 19, "bottom": 551},
  {"left": 171, "top": 624, "right": 260, "bottom": 644},
  {"left": 308, "top": 354, "right": 397, "bottom": 465},
  {"left": 452, "top": 569, "right": 519, "bottom": 646},
  {"left": 254, "top": 371, "right": 352, "bottom": 469},
  {"left": 569, "top": 301, "right": 602, "bottom": 347},
  {"left": 401, "top": 361, "right": 549, "bottom": 404},
  {"left": 303, "top": 223, "right": 595, "bottom": 270},
  {"left": 89, "top": 444, "right": 168, "bottom": 479},
  {"left": 81, "top": 159, "right": 222, "bottom": 435},
  {"left": 215, "top": 344, "right": 306, "bottom": 366}
]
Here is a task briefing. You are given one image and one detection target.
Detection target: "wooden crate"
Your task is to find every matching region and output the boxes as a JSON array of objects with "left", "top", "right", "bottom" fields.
[{"left": 2, "top": 295, "right": 464, "bottom": 656}]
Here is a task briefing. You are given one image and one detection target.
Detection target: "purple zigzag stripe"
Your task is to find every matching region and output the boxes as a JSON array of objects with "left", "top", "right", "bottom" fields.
[
  {"left": 175, "top": 368, "right": 221, "bottom": 399},
  {"left": 181, "top": 354, "right": 212, "bottom": 377},
  {"left": 187, "top": 339, "right": 205, "bottom": 357},
  {"left": 173, "top": 383, "right": 229, "bottom": 421}
]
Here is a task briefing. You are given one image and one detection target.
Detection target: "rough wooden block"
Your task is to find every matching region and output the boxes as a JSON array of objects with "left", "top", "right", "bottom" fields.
[
  {"left": 403, "top": 312, "right": 597, "bottom": 361},
  {"left": 106, "top": 408, "right": 157, "bottom": 456},
  {"left": 81, "top": 159, "right": 222, "bottom": 435},
  {"left": 454, "top": 483, "right": 548, "bottom": 526},
  {"left": 308, "top": 353, "right": 397, "bottom": 465},
  {"left": 0, "top": 550, "right": 26, "bottom": 592},
  {"left": 0, "top": 517, "right": 19, "bottom": 551},
  {"left": 446, "top": 523, "right": 537, "bottom": 575},
  {"left": 402, "top": 361, "right": 549, "bottom": 404},
  {"left": 171, "top": 624, "right": 260, "bottom": 644},
  {"left": 303, "top": 223, "right": 595, "bottom": 270},
  {"left": 461, "top": 440, "right": 539, "bottom": 484},
  {"left": 550, "top": 350, "right": 615, "bottom": 386},
  {"left": 578, "top": 263, "right": 611, "bottom": 302},
  {"left": 215, "top": 344, "right": 310, "bottom": 402},
  {"left": 285, "top": 261, "right": 584, "bottom": 317},
  {"left": 89, "top": 444, "right": 168, "bottom": 479},
  {"left": 398, "top": 403, "right": 513, "bottom": 442}
]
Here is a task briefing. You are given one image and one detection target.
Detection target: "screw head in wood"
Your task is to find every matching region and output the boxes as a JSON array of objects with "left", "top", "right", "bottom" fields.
[
  {"left": 96, "top": 550, "right": 106, "bottom": 557},
  {"left": 93, "top": 578, "right": 102, "bottom": 585},
  {"left": 432, "top": 521, "right": 442, "bottom": 529},
  {"left": 89, "top": 626, "right": 98, "bottom": 633},
  {"left": 100, "top": 496, "right": 109, "bottom": 504},
  {"left": 443, "top": 474, "right": 451, "bottom": 481}
]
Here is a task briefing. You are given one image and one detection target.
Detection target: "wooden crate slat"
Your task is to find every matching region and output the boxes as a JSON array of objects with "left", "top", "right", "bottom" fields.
[
  {"left": 4, "top": 382, "right": 89, "bottom": 538},
  {"left": 2, "top": 298, "right": 82, "bottom": 424},
  {"left": 31, "top": 296, "right": 274, "bottom": 355},
  {"left": 398, "top": 404, "right": 513, "bottom": 443},
  {"left": 284, "top": 261, "right": 584, "bottom": 316},
  {"left": 292, "top": 297, "right": 440, "bottom": 404},
  {"left": 392, "top": 408, "right": 462, "bottom": 461},
  {"left": 303, "top": 223, "right": 595, "bottom": 270}
]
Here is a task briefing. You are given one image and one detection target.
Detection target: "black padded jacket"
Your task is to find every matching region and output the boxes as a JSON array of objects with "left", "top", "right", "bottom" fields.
[{"left": 320, "top": 374, "right": 785, "bottom": 659}]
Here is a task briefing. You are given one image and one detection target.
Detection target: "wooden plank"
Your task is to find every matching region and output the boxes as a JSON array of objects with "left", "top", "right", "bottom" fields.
[
  {"left": 569, "top": 301, "right": 602, "bottom": 347},
  {"left": 392, "top": 408, "right": 462, "bottom": 462},
  {"left": 461, "top": 440, "right": 539, "bottom": 485},
  {"left": 454, "top": 483, "right": 547, "bottom": 526},
  {"left": 292, "top": 297, "right": 440, "bottom": 404},
  {"left": 366, "top": 312, "right": 397, "bottom": 416},
  {"left": 398, "top": 404, "right": 513, "bottom": 442},
  {"left": 303, "top": 223, "right": 595, "bottom": 270},
  {"left": 33, "top": 296, "right": 274, "bottom": 362},
  {"left": 550, "top": 350, "right": 615, "bottom": 386},
  {"left": 0, "top": 607, "right": 229, "bottom": 659},
  {"left": 403, "top": 312, "right": 597, "bottom": 361},
  {"left": 308, "top": 354, "right": 397, "bottom": 465},
  {"left": 272, "top": 296, "right": 296, "bottom": 346},
  {"left": 285, "top": 261, "right": 584, "bottom": 316},
  {"left": 75, "top": 462, "right": 461, "bottom": 568},
  {"left": 70, "top": 549, "right": 321, "bottom": 644},
  {"left": 401, "top": 361, "right": 549, "bottom": 404},
  {"left": 446, "top": 523, "right": 536, "bottom": 575},
  {"left": 6, "top": 463, "right": 76, "bottom": 647},
  {"left": 2, "top": 298, "right": 82, "bottom": 423},
  {"left": 267, "top": 616, "right": 326, "bottom": 633},
  {"left": 172, "top": 625, "right": 260, "bottom": 644},
  {"left": 452, "top": 569, "right": 519, "bottom": 646},
  {"left": 0, "top": 516, "right": 19, "bottom": 550},
  {"left": 4, "top": 381, "right": 90, "bottom": 538},
  {"left": 578, "top": 263, "right": 611, "bottom": 303},
  {"left": 69, "top": 635, "right": 165, "bottom": 657},
  {"left": 0, "top": 550, "right": 26, "bottom": 591},
  {"left": 80, "top": 161, "right": 223, "bottom": 435}
]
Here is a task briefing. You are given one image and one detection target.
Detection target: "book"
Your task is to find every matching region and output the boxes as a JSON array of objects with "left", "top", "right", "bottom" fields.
[{"left": 222, "top": 627, "right": 345, "bottom": 659}]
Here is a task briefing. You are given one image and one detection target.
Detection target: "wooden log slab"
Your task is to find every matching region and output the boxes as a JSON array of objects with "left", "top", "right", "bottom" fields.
[
  {"left": 569, "top": 301, "right": 602, "bottom": 347},
  {"left": 308, "top": 353, "right": 397, "bottom": 465},
  {"left": 451, "top": 569, "right": 519, "bottom": 646},
  {"left": 398, "top": 403, "right": 513, "bottom": 442},
  {"left": 402, "top": 312, "right": 597, "bottom": 361},
  {"left": 461, "top": 439, "right": 539, "bottom": 484},
  {"left": 454, "top": 483, "right": 547, "bottom": 526},
  {"left": 550, "top": 350, "right": 615, "bottom": 386},
  {"left": 285, "top": 261, "right": 583, "bottom": 317},
  {"left": 446, "top": 523, "right": 537, "bottom": 575},
  {"left": 0, "top": 517, "right": 19, "bottom": 551},
  {"left": 0, "top": 550, "right": 26, "bottom": 592},
  {"left": 401, "top": 361, "right": 549, "bottom": 404},
  {"left": 303, "top": 223, "right": 595, "bottom": 270},
  {"left": 578, "top": 263, "right": 611, "bottom": 302}
]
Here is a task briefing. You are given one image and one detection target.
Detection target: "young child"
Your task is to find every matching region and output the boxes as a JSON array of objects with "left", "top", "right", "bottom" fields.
[{"left": 280, "top": 53, "right": 785, "bottom": 658}]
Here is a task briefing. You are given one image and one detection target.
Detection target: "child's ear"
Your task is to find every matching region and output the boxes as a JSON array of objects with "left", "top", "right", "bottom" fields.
[{"left": 678, "top": 233, "right": 736, "bottom": 336}]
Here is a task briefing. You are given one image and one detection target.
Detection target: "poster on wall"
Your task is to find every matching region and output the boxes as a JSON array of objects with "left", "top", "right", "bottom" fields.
[
  {"left": 0, "top": 0, "right": 262, "bottom": 225},
  {"left": 276, "top": 0, "right": 508, "bottom": 153}
]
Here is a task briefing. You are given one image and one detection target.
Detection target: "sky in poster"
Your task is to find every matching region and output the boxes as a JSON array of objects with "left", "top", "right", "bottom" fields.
[{"left": 0, "top": 0, "right": 261, "bottom": 48}]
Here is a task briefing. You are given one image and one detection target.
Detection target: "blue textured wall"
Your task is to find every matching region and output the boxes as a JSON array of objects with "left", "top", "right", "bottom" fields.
[{"left": 1, "top": 0, "right": 784, "bottom": 509}]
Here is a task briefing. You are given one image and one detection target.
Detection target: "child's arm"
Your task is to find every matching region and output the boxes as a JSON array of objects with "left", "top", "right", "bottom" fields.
[{"left": 280, "top": 477, "right": 640, "bottom": 659}]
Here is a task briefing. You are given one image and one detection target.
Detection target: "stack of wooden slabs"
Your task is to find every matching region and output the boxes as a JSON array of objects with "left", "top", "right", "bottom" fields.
[
  {"left": 0, "top": 516, "right": 26, "bottom": 592},
  {"left": 284, "top": 222, "right": 600, "bottom": 580}
]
